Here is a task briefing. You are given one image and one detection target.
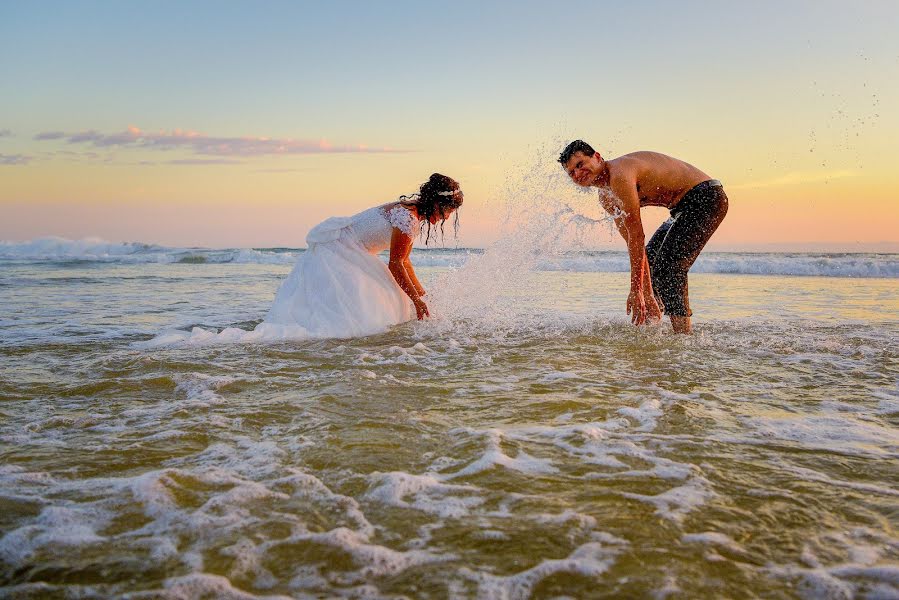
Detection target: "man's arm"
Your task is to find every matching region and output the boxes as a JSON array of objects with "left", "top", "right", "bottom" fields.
[
  {"left": 604, "top": 175, "right": 656, "bottom": 325},
  {"left": 603, "top": 204, "right": 662, "bottom": 321}
]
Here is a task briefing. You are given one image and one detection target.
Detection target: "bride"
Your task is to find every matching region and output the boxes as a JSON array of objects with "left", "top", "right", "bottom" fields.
[{"left": 257, "top": 173, "right": 463, "bottom": 339}]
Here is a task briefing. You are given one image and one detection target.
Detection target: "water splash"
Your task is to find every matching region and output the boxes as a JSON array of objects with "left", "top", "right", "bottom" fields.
[{"left": 425, "top": 137, "right": 616, "bottom": 334}]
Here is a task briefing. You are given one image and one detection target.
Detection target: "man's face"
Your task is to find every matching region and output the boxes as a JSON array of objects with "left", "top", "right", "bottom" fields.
[{"left": 564, "top": 151, "right": 602, "bottom": 187}]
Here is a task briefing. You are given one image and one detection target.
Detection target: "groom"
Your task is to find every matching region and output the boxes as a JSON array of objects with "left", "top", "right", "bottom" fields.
[{"left": 559, "top": 140, "right": 728, "bottom": 333}]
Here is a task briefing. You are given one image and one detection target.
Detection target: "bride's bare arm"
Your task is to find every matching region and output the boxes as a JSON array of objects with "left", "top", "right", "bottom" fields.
[
  {"left": 403, "top": 256, "right": 426, "bottom": 296},
  {"left": 388, "top": 229, "right": 429, "bottom": 319}
]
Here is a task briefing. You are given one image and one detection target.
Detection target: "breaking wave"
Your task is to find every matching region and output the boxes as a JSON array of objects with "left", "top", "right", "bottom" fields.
[{"left": 2, "top": 237, "right": 896, "bottom": 278}]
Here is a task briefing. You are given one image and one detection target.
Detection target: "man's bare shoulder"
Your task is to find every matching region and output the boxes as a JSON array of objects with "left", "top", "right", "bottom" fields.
[
  {"left": 606, "top": 153, "right": 648, "bottom": 182},
  {"left": 613, "top": 150, "right": 676, "bottom": 167},
  {"left": 610, "top": 151, "right": 709, "bottom": 183}
]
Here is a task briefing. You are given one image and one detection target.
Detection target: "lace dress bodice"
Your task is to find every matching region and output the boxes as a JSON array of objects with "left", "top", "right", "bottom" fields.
[{"left": 305, "top": 203, "right": 420, "bottom": 253}]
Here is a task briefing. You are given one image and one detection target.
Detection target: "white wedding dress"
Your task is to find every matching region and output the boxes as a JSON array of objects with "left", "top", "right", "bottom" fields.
[
  {"left": 253, "top": 204, "right": 420, "bottom": 340},
  {"left": 140, "top": 204, "right": 421, "bottom": 347}
]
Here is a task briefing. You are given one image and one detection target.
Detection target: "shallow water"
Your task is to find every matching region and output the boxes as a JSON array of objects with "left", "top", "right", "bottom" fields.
[{"left": 1, "top": 258, "right": 898, "bottom": 599}]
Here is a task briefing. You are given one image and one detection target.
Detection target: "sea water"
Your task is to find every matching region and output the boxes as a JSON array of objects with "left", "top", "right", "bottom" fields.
[{"left": 1, "top": 236, "right": 897, "bottom": 599}]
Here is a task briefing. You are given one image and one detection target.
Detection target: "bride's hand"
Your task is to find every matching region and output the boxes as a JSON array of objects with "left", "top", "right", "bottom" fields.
[{"left": 413, "top": 298, "right": 430, "bottom": 320}]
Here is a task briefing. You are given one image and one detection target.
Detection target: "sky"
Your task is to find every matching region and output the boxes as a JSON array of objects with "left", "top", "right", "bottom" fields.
[{"left": 1, "top": 0, "right": 897, "bottom": 250}]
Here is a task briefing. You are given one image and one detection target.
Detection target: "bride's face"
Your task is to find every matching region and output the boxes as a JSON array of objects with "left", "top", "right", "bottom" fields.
[
  {"left": 428, "top": 189, "right": 463, "bottom": 223},
  {"left": 429, "top": 206, "right": 452, "bottom": 224}
]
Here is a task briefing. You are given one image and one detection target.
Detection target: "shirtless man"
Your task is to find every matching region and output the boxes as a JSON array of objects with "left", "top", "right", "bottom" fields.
[{"left": 559, "top": 140, "right": 728, "bottom": 333}]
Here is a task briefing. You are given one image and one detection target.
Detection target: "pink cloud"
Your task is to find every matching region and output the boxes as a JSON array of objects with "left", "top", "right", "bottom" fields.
[
  {"left": 0, "top": 154, "right": 31, "bottom": 165},
  {"left": 34, "top": 131, "right": 66, "bottom": 140},
  {"left": 168, "top": 158, "right": 244, "bottom": 165},
  {"left": 33, "top": 126, "right": 404, "bottom": 157}
]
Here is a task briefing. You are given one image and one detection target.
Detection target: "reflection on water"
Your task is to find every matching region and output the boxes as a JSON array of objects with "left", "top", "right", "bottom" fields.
[{"left": 1, "top": 262, "right": 897, "bottom": 598}]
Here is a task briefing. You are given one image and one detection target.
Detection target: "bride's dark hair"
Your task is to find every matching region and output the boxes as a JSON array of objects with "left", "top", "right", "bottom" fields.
[{"left": 399, "top": 173, "right": 463, "bottom": 244}]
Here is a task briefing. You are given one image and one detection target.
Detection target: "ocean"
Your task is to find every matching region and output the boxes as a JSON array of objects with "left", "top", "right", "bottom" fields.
[{"left": 1, "top": 238, "right": 897, "bottom": 599}]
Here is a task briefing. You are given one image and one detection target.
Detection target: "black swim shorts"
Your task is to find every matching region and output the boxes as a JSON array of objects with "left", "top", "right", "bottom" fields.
[{"left": 645, "top": 179, "right": 728, "bottom": 317}]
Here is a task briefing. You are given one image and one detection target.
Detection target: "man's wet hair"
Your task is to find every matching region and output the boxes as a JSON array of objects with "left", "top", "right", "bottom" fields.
[{"left": 558, "top": 140, "right": 596, "bottom": 165}]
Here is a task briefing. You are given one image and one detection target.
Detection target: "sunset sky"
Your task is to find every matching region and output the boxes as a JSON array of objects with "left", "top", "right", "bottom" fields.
[{"left": 2, "top": 1, "right": 897, "bottom": 250}]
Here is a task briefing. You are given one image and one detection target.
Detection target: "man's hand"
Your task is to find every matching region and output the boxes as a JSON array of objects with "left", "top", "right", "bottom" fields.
[
  {"left": 413, "top": 298, "right": 430, "bottom": 320},
  {"left": 627, "top": 287, "right": 647, "bottom": 326},
  {"left": 645, "top": 293, "right": 662, "bottom": 323}
]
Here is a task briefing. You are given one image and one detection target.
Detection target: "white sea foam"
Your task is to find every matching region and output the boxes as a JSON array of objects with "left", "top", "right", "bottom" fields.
[
  {"left": 617, "top": 399, "right": 664, "bottom": 432},
  {"left": 767, "top": 528, "right": 899, "bottom": 600},
  {"left": 139, "top": 323, "right": 437, "bottom": 348},
  {"left": 364, "top": 471, "right": 485, "bottom": 518},
  {"left": 734, "top": 414, "right": 899, "bottom": 458},
  {"left": 442, "top": 428, "right": 560, "bottom": 479},
  {"left": 682, "top": 531, "right": 746, "bottom": 555},
  {"left": 621, "top": 476, "right": 718, "bottom": 523},
  {"left": 539, "top": 370, "right": 581, "bottom": 382},
  {"left": 274, "top": 526, "right": 451, "bottom": 585},
  {"left": 507, "top": 421, "right": 632, "bottom": 470},
  {"left": 0, "top": 504, "right": 108, "bottom": 566},
  {"left": 174, "top": 372, "right": 240, "bottom": 403},
  {"left": 772, "top": 462, "right": 899, "bottom": 498},
  {"left": 462, "top": 539, "right": 627, "bottom": 600},
  {"left": 532, "top": 509, "right": 599, "bottom": 531},
  {"left": 653, "top": 575, "right": 682, "bottom": 600},
  {"left": 156, "top": 573, "right": 293, "bottom": 599},
  {"left": 0, "top": 446, "right": 458, "bottom": 593}
]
